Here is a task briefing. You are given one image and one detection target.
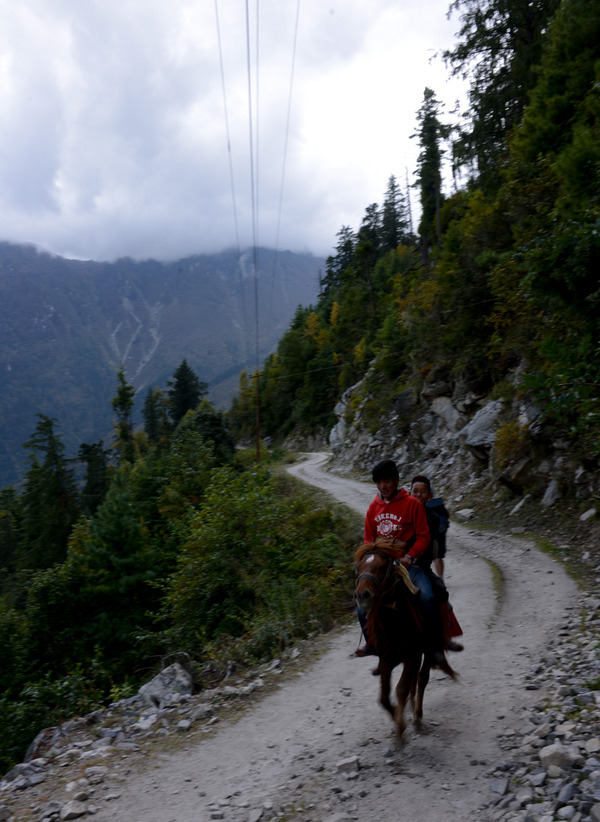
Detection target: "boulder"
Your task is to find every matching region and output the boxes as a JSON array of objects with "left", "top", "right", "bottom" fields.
[
  {"left": 539, "top": 742, "right": 582, "bottom": 770},
  {"left": 541, "top": 478, "right": 561, "bottom": 508},
  {"left": 421, "top": 380, "right": 452, "bottom": 399},
  {"left": 459, "top": 400, "right": 503, "bottom": 461},
  {"left": 430, "top": 397, "right": 465, "bottom": 433},
  {"left": 498, "top": 457, "right": 534, "bottom": 494},
  {"left": 138, "top": 662, "right": 193, "bottom": 709}
]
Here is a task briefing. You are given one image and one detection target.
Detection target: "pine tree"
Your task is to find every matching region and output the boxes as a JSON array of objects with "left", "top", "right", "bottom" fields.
[
  {"left": 381, "top": 175, "right": 409, "bottom": 252},
  {"left": 78, "top": 441, "right": 110, "bottom": 515},
  {"left": 0, "top": 487, "right": 23, "bottom": 596},
  {"left": 167, "top": 360, "right": 208, "bottom": 427},
  {"left": 444, "top": 0, "right": 559, "bottom": 191},
  {"left": 21, "top": 415, "right": 80, "bottom": 569},
  {"left": 321, "top": 225, "right": 356, "bottom": 300},
  {"left": 414, "top": 88, "right": 449, "bottom": 258},
  {"left": 111, "top": 367, "right": 136, "bottom": 464},
  {"left": 142, "top": 386, "right": 171, "bottom": 443}
]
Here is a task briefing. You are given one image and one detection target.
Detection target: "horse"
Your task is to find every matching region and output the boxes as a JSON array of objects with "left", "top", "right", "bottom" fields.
[{"left": 353, "top": 541, "right": 456, "bottom": 739}]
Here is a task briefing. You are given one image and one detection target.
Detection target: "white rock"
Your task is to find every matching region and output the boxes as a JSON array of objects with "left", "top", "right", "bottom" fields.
[
  {"left": 61, "top": 800, "right": 88, "bottom": 820},
  {"left": 539, "top": 742, "right": 578, "bottom": 769},
  {"left": 138, "top": 662, "right": 193, "bottom": 710},
  {"left": 586, "top": 738, "right": 600, "bottom": 755},
  {"left": 335, "top": 756, "right": 359, "bottom": 774}
]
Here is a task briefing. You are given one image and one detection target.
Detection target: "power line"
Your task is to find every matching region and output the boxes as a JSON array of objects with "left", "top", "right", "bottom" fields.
[
  {"left": 214, "top": 0, "right": 252, "bottom": 367},
  {"left": 214, "top": 0, "right": 241, "bottom": 255},
  {"left": 244, "top": 0, "right": 261, "bottom": 458},
  {"left": 268, "top": 0, "right": 301, "bottom": 330}
]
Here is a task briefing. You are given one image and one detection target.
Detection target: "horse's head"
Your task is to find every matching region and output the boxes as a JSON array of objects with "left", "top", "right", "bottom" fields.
[{"left": 353, "top": 542, "right": 401, "bottom": 613}]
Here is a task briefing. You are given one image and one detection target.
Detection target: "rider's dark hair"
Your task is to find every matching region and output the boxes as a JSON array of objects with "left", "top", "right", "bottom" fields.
[
  {"left": 411, "top": 474, "right": 431, "bottom": 490},
  {"left": 372, "top": 459, "right": 400, "bottom": 483}
]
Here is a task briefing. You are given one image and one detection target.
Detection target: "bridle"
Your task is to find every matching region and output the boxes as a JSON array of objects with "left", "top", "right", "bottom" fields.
[{"left": 355, "top": 549, "right": 398, "bottom": 599}]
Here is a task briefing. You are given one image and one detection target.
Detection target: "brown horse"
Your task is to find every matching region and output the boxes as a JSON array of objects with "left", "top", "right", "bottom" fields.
[{"left": 353, "top": 541, "right": 456, "bottom": 739}]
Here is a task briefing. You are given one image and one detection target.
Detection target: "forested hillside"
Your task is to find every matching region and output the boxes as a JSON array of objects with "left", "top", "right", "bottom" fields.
[
  {"left": 0, "top": 245, "right": 322, "bottom": 488},
  {"left": 0, "top": 361, "right": 359, "bottom": 773},
  {"left": 1, "top": 0, "right": 599, "bottom": 777},
  {"left": 228, "top": 0, "right": 600, "bottom": 471}
]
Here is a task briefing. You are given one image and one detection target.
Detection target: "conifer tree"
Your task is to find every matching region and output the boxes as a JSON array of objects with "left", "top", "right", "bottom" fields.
[
  {"left": 444, "top": 0, "right": 559, "bottom": 190},
  {"left": 381, "top": 175, "right": 409, "bottom": 251},
  {"left": 0, "top": 487, "right": 22, "bottom": 595},
  {"left": 111, "top": 367, "right": 135, "bottom": 464},
  {"left": 78, "top": 441, "right": 110, "bottom": 515},
  {"left": 142, "top": 386, "right": 171, "bottom": 443},
  {"left": 21, "top": 415, "right": 79, "bottom": 569},
  {"left": 321, "top": 225, "right": 356, "bottom": 300},
  {"left": 414, "top": 88, "right": 449, "bottom": 257},
  {"left": 167, "top": 360, "right": 208, "bottom": 427}
]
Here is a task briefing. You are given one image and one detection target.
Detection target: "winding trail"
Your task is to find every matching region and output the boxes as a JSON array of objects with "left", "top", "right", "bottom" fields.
[{"left": 97, "top": 452, "right": 578, "bottom": 822}]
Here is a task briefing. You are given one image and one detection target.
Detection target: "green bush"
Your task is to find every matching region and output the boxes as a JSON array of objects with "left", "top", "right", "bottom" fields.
[
  {"left": 0, "top": 669, "right": 103, "bottom": 774},
  {"left": 162, "top": 466, "right": 358, "bottom": 661}
]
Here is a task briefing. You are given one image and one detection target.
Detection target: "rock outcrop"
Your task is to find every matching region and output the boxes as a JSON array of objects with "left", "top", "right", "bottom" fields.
[{"left": 327, "top": 373, "right": 600, "bottom": 515}]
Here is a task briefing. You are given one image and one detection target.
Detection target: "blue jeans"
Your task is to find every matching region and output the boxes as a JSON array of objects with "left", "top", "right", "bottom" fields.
[{"left": 410, "top": 564, "right": 440, "bottom": 650}]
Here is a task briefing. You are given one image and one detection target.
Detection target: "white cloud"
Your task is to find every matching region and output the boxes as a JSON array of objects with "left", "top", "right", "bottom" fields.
[{"left": 0, "top": 0, "right": 467, "bottom": 261}]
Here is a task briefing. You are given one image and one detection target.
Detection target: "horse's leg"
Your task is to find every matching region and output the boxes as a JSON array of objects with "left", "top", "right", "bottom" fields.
[
  {"left": 378, "top": 662, "right": 394, "bottom": 718},
  {"left": 414, "top": 653, "right": 430, "bottom": 726},
  {"left": 394, "top": 659, "right": 418, "bottom": 739}
]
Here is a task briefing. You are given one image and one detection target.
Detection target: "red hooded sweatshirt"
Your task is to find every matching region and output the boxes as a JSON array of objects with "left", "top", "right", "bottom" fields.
[{"left": 364, "top": 487, "right": 430, "bottom": 560}]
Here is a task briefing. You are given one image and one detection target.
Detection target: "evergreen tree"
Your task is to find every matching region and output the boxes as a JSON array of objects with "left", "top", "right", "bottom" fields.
[
  {"left": 167, "top": 360, "right": 208, "bottom": 427},
  {"left": 111, "top": 367, "right": 136, "bottom": 464},
  {"left": 21, "top": 415, "right": 79, "bottom": 569},
  {"left": 380, "top": 176, "right": 409, "bottom": 251},
  {"left": 444, "top": 0, "right": 559, "bottom": 190},
  {"left": 321, "top": 225, "right": 356, "bottom": 300},
  {"left": 414, "top": 88, "right": 449, "bottom": 257},
  {"left": 142, "top": 386, "right": 171, "bottom": 443},
  {"left": 0, "top": 487, "right": 23, "bottom": 597},
  {"left": 78, "top": 441, "right": 110, "bottom": 515},
  {"left": 178, "top": 401, "right": 235, "bottom": 465}
]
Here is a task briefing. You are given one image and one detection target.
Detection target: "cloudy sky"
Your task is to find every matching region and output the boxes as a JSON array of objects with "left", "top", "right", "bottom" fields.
[{"left": 0, "top": 0, "right": 468, "bottom": 263}]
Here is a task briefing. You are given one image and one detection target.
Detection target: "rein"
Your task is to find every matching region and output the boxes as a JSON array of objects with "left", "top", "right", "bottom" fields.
[{"left": 355, "top": 549, "right": 402, "bottom": 601}]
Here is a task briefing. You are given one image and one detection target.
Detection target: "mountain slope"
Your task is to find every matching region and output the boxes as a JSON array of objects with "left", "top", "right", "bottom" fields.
[{"left": 0, "top": 243, "right": 323, "bottom": 487}]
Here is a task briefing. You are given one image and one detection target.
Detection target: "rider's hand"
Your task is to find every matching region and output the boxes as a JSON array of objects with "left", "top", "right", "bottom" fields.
[{"left": 399, "top": 554, "right": 413, "bottom": 569}]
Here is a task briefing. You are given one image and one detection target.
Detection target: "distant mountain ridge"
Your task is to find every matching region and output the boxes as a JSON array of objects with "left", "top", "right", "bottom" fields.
[{"left": 0, "top": 242, "right": 323, "bottom": 487}]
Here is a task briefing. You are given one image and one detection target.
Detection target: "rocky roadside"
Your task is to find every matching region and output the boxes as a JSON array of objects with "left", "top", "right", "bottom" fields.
[
  {"left": 2, "top": 500, "right": 600, "bottom": 822},
  {"left": 480, "top": 589, "right": 600, "bottom": 822},
  {"left": 0, "top": 649, "right": 314, "bottom": 822},
  {"left": 2, "top": 588, "right": 600, "bottom": 822}
]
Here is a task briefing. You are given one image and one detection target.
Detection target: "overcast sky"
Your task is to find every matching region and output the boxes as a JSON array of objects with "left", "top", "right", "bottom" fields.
[{"left": 0, "top": 0, "right": 468, "bottom": 263}]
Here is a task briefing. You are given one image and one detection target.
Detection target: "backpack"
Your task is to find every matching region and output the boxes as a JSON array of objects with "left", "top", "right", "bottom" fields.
[{"left": 427, "top": 498, "right": 449, "bottom": 534}]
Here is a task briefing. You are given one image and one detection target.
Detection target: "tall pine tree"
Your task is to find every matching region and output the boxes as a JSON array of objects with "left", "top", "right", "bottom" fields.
[
  {"left": 21, "top": 415, "right": 79, "bottom": 569},
  {"left": 414, "top": 88, "right": 449, "bottom": 259},
  {"left": 111, "top": 367, "right": 136, "bottom": 464},
  {"left": 167, "top": 360, "right": 208, "bottom": 427}
]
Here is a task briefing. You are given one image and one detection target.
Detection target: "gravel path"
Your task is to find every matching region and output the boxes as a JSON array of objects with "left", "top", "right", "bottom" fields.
[
  {"left": 96, "top": 453, "right": 578, "bottom": 822},
  {"left": 2, "top": 452, "right": 586, "bottom": 822}
]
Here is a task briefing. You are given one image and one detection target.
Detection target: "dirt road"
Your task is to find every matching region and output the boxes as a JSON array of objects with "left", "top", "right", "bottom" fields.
[{"left": 95, "top": 452, "right": 578, "bottom": 822}]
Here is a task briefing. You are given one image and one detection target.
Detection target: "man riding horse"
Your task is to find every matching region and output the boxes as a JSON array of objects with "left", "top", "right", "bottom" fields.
[{"left": 358, "top": 458, "right": 445, "bottom": 666}]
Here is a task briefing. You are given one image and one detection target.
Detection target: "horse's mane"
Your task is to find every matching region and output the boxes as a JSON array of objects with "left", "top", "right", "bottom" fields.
[{"left": 353, "top": 541, "right": 406, "bottom": 565}]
